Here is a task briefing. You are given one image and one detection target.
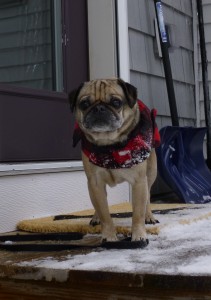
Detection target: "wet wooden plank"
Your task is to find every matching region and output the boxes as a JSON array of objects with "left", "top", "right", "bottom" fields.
[{"left": 0, "top": 275, "right": 211, "bottom": 300}]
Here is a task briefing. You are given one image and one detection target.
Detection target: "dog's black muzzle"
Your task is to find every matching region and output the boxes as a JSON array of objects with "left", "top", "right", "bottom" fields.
[{"left": 83, "top": 103, "right": 121, "bottom": 131}]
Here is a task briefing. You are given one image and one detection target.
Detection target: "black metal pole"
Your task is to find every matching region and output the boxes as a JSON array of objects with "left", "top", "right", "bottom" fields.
[
  {"left": 197, "top": 0, "right": 211, "bottom": 169},
  {"left": 154, "top": 0, "right": 179, "bottom": 126}
]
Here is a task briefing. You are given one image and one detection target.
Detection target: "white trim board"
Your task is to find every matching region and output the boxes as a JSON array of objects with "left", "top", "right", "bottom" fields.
[
  {"left": 116, "top": 0, "right": 130, "bottom": 82},
  {"left": 87, "top": 0, "right": 130, "bottom": 82},
  {"left": 0, "top": 161, "right": 83, "bottom": 177},
  {"left": 87, "top": 0, "right": 117, "bottom": 79}
]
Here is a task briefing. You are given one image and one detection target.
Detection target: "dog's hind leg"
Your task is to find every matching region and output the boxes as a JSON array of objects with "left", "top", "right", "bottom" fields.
[
  {"left": 90, "top": 211, "right": 100, "bottom": 226},
  {"left": 145, "top": 149, "right": 159, "bottom": 224},
  {"left": 131, "top": 171, "right": 148, "bottom": 242}
]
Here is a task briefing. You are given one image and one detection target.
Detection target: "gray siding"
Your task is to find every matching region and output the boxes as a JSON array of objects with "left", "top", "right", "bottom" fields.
[
  {"left": 200, "top": 0, "right": 211, "bottom": 127},
  {"left": 128, "top": 0, "right": 195, "bottom": 129}
]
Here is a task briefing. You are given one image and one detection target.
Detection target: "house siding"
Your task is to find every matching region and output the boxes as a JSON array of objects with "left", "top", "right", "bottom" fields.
[
  {"left": 127, "top": 0, "right": 195, "bottom": 129},
  {"left": 200, "top": 0, "right": 211, "bottom": 127}
]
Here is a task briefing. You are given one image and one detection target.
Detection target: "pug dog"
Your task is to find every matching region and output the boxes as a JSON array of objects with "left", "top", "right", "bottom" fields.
[{"left": 69, "top": 78, "right": 160, "bottom": 245}]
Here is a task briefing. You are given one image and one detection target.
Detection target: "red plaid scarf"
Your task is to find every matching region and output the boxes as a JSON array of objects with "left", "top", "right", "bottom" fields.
[{"left": 73, "top": 100, "right": 160, "bottom": 169}]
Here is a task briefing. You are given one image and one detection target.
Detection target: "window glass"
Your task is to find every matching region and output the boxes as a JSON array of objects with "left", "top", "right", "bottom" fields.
[{"left": 0, "top": 0, "right": 63, "bottom": 91}]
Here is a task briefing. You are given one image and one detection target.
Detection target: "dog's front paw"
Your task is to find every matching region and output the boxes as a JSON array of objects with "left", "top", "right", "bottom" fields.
[
  {"left": 145, "top": 213, "right": 159, "bottom": 225},
  {"left": 131, "top": 226, "right": 147, "bottom": 242},
  {"left": 131, "top": 233, "right": 149, "bottom": 247},
  {"left": 132, "top": 235, "right": 148, "bottom": 243},
  {"left": 102, "top": 226, "right": 118, "bottom": 242},
  {"left": 102, "top": 232, "right": 118, "bottom": 242}
]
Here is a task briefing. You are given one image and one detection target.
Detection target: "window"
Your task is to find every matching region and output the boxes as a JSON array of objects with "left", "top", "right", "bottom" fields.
[
  {"left": 0, "top": 0, "right": 89, "bottom": 162},
  {"left": 0, "top": 0, "right": 63, "bottom": 91}
]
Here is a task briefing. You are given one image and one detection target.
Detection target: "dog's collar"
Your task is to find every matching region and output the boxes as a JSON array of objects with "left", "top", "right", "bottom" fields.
[{"left": 73, "top": 100, "right": 160, "bottom": 169}]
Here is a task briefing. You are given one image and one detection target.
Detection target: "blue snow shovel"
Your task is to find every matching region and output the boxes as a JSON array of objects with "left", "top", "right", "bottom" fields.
[
  {"left": 154, "top": 0, "right": 211, "bottom": 203},
  {"left": 156, "top": 126, "right": 211, "bottom": 204}
]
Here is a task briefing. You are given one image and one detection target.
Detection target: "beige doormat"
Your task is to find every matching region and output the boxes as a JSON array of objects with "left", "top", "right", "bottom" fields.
[{"left": 17, "top": 202, "right": 211, "bottom": 236}]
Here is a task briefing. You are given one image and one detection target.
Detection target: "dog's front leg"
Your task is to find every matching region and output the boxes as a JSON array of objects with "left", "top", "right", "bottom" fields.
[
  {"left": 88, "top": 180, "right": 117, "bottom": 241},
  {"left": 131, "top": 176, "right": 148, "bottom": 242}
]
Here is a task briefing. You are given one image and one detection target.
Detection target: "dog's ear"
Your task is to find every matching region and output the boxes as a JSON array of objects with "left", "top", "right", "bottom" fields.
[
  {"left": 117, "top": 78, "right": 137, "bottom": 108},
  {"left": 68, "top": 83, "right": 84, "bottom": 112}
]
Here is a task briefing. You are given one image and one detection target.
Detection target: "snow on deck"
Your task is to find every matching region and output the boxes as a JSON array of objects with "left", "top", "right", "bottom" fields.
[{"left": 14, "top": 204, "right": 211, "bottom": 277}]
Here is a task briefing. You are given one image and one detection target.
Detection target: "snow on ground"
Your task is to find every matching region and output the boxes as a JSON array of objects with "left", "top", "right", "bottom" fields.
[{"left": 16, "top": 204, "right": 211, "bottom": 276}]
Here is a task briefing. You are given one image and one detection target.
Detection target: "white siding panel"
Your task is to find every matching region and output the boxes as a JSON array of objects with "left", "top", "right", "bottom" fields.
[
  {"left": 127, "top": 0, "right": 141, "bottom": 32},
  {"left": 202, "top": 3, "right": 211, "bottom": 24},
  {"left": 130, "top": 71, "right": 169, "bottom": 115},
  {"left": 198, "top": 64, "right": 211, "bottom": 82},
  {"left": 169, "top": 48, "right": 186, "bottom": 83},
  {"left": 180, "top": 0, "right": 193, "bottom": 16},
  {"left": 202, "top": 0, "right": 211, "bottom": 5},
  {"left": 128, "top": 0, "right": 155, "bottom": 36},
  {"left": 162, "top": 0, "right": 182, "bottom": 11},
  {"left": 204, "top": 26, "right": 211, "bottom": 43},
  {"left": 174, "top": 82, "right": 195, "bottom": 119},
  {"left": 181, "top": 49, "right": 195, "bottom": 84},
  {"left": 129, "top": 30, "right": 165, "bottom": 78},
  {"left": 163, "top": 0, "right": 192, "bottom": 17},
  {"left": 201, "top": 43, "right": 211, "bottom": 62},
  {"left": 0, "top": 171, "right": 129, "bottom": 233},
  {"left": 129, "top": 30, "right": 148, "bottom": 73}
]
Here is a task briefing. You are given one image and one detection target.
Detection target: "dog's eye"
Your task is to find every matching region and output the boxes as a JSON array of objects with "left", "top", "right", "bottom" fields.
[
  {"left": 79, "top": 99, "right": 91, "bottom": 111},
  {"left": 110, "top": 97, "right": 122, "bottom": 109}
]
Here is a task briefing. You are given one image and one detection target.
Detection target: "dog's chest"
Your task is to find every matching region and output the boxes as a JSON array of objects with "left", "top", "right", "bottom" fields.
[{"left": 103, "top": 163, "right": 146, "bottom": 187}]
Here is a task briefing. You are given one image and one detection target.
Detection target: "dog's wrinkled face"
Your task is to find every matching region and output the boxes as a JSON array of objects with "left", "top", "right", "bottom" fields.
[
  {"left": 78, "top": 80, "right": 124, "bottom": 132},
  {"left": 69, "top": 78, "right": 139, "bottom": 144}
]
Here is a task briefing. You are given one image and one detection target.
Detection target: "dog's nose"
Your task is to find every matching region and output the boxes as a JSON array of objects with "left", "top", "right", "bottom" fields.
[{"left": 93, "top": 104, "right": 106, "bottom": 113}]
